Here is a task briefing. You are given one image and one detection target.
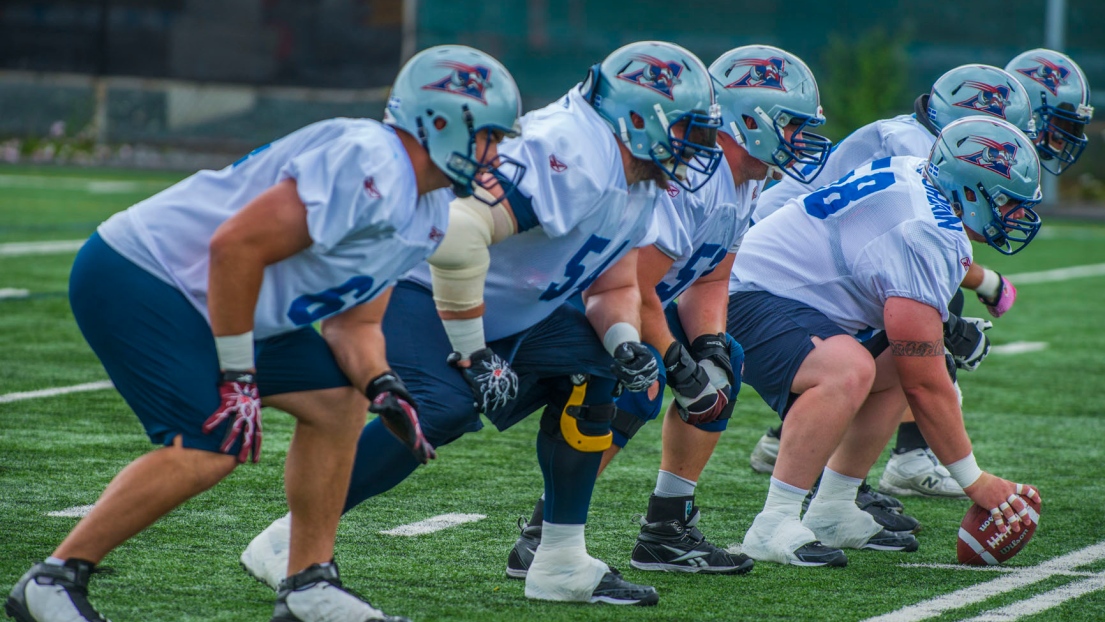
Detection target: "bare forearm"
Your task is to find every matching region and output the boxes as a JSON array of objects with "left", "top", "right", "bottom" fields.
[
  {"left": 961, "top": 261, "right": 986, "bottom": 291},
  {"left": 677, "top": 279, "right": 729, "bottom": 339},
  {"left": 903, "top": 379, "right": 973, "bottom": 466},
  {"left": 207, "top": 246, "right": 264, "bottom": 337},
  {"left": 640, "top": 291, "right": 675, "bottom": 354},
  {"left": 321, "top": 323, "right": 391, "bottom": 391},
  {"left": 586, "top": 286, "right": 642, "bottom": 339}
]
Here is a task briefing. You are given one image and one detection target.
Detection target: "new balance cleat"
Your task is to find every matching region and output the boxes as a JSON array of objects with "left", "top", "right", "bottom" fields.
[
  {"left": 506, "top": 517, "right": 541, "bottom": 579},
  {"left": 242, "top": 513, "right": 291, "bottom": 591},
  {"left": 861, "top": 529, "right": 920, "bottom": 552},
  {"left": 271, "top": 563, "right": 408, "bottom": 622},
  {"left": 879, "top": 448, "right": 968, "bottom": 499},
  {"left": 589, "top": 568, "right": 659, "bottom": 606},
  {"left": 5, "top": 560, "right": 110, "bottom": 622},
  {"left": 749, "top": 426, "right": 780, "bottom": 474},
  {"left": 630, "top": 498, "right": 753, "bottom": 574}
]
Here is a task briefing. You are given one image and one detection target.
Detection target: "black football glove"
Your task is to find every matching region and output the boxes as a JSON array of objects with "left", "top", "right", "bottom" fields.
[
  {"left": 664, "top": 342, "right": 729, "bottom": 425},
  {"left": 446, "top": 347, "right": 519, "bottom": 413},
  {"left": 610, "top": 341, "right": 659, "bottom": 393},
  {"left": 944, "top": 314, "right": 992, "bottom": 372},
  {"left": 365, "top": 371, "right": 436, "bottom": 464},
  {"left": 689, "top": 333, "right": 735, "bottom": 387}
]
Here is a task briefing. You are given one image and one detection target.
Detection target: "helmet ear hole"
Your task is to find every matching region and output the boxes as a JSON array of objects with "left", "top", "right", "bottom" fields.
[
  {"left": 630, "top": 112, "right": 646, "bottom": 130},
  {"left": 433, "top": 117, "right": 448, "bottom": 131},
  {"left": 743, "top": 115, "right": 758, "bottom": 130},
  {"left": 963, "top": 187, "right": 977, "bottom": 202}
]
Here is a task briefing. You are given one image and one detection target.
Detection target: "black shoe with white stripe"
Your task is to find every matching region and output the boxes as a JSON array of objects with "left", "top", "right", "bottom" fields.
[
  {"left": 590, "top": 568, "right": 659, "bottom": 606},
  {"left": 630, "top": 495, "right": 754, "bottom": 574}
]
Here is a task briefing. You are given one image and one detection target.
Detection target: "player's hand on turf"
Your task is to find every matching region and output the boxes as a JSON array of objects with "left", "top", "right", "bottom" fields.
[
  {"left": 610, "top": 341, "right": 659, "bottom": 393},
  {"left": 447, "top": 348, "right": 519, "bottom": 413},
  {"left": 664, "top": 342, "right": 728, "bottom": 425},
  {"left": 366, "top": 371, "right": 436, "bottom": 465},
  {"left": 202, "top": 371, "right": 263, "bottom": 463},
  {"left": 978, "top": 273, "right": 1016, "bottom": 318},
  {"left": 964, "top": 473, "right": 1040, "bottom": 535},
  {"left": 945, "top": 315, "right": 992, "bottom": 372}
]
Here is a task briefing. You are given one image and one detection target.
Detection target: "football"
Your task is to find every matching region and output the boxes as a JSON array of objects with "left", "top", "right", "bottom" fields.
[{"left": 957, "top": 495, "right": 1042, "bottom": 565}]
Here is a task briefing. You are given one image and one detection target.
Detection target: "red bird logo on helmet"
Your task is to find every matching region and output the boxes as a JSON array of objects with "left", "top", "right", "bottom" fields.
[
  {"left": 725, "top": 57, "right": 788, "bottom": 91},
  {"left": 956, "top": 136, "right": 1018, "bottom": 179},
  {"left": 616, "top": 55, "right": 684, "bottom": 100},
  {"left": 953, "top": 81, "right": 1012, "bottom": 119},
  {"left": 1015, "top": 56, "right": 1070, "bottom": 96},
  {"left": 422, "top": 61, "right": 493, "bottom": 104}
]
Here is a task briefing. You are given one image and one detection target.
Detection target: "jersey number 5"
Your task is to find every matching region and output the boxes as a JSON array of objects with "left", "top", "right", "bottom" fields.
[{"left": 540, "top": 234, "right": 629, "bottom": 301}]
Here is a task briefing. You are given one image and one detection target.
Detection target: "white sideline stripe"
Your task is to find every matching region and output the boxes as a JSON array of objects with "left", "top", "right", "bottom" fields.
[
  {"left": 863, "top": 541, "right": 1105, "bottom": 622},
  {"left": 0, "top": 288, "right": 30, "bottom": 299},
  {"left": 900, "top": 564, "right": 1101, "bottom": 577},
  {"left": 1006, "top": 263, "right": 1105, "bottom": 284},
  {"left": 46, "top": 505, "right": 95, "bottom": 518},
  {"left": 380, "top": 513, "right": 486, "bottom": 536},
  {"left": 0, "top": 175, "right": 161, "bottom": 194},
  {"left": 0, "top": 240, "right": 85, "bottom": 257},
  {"left": 963, "top": 573, "right": 1105, "bottom": 621},
  {"left": 0, "top": 381, "right": 114, "bottom": 404},
  {"left": 990, "top": 342, "right": 1049, "bottom": 355}
]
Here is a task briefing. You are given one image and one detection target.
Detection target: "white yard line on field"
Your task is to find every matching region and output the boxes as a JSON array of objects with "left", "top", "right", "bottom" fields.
[
  {"left": 864, "top": 541, "right": 1105, "bottom": 622},
  {"left": 0, "top": 288, "right": 30, "bottom": 299},
  {"left": 380, "top": 513, "right": 486, "bottom": 536},
  {"left": 46, "top": 505, "right": 95, "bottom": 518},
  {"left": 962, "top": 572, "right": 1105, "bottom": 621},
  {"left": 0, "top": 381, "right": 114, "bottom": 404},
  {"left": 989, "top": 342, "right": 1049, "bottom": 355},
  {"left": 0, "top": 175, "right": 164, "bottom": 194},
  {"left": 0, "top": 240, "right": 85, "bottom": 257},
  {"left": 1006, "top": 263, "right": 1105, "bottom": 284}
]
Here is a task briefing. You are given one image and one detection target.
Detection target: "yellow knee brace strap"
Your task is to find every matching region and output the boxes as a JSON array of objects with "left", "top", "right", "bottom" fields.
[{"left": 559, "top": 382, "right": 613, "bottom": 452}]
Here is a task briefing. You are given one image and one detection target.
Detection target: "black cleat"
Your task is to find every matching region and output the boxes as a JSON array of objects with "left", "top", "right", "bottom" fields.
[
  {"left": 790, "top": 542, "right": 849, "bottom": 567},
  {"left": 861, "top": 529, "right": 920, "bottom": 552},
  {"left": 506, "top": 517, "right": 541, "bottom": 579},
  {"left": 859, "top": 480, "right": 903, "bottom": 511},
  {"left": 589, "top": 567, "right": 659, "bottom": 606},
  {"left": 630, "top": 499, "right": 753, "bottom": 574},
  {"left": 857, "top": 484, "right": 920, "bottom": 533},
  {"left": 5, "top": 560, "right": 109, "bottom": 622}
]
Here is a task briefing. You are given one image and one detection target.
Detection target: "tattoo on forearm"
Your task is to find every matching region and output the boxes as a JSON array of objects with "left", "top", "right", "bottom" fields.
[{"left": 889, "top": 340, "right": 944, "bottom": 357}]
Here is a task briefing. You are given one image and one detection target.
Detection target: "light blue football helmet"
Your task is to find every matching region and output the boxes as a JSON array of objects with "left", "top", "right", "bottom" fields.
[
  {"left": 927, "top": 65, "right": 1037, "bottom": 139},
  {"left": 709, "top": 45, "right": 831, "bottom": 183},
  {"left": 925, "top": 117, "right": 1042, "bottom": 255},
  {"left": 582, "top": 41, "right": 722, "bottom": 191},
  {"left": 1005, "top": 49, "right": 1095, "bottom": 175},
  {"left": 385, "top": 45, "right": 524, "bottom": 202}
]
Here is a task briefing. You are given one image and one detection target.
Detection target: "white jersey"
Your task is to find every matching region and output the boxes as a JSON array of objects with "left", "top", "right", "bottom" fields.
[
  {"left": 98, "top": 118, "right": 449, "bottom": 340},
  {"left": 649, "top": 159, "right": 762, "bottom": 306},
  {"left": 408, "top": 87, "right": 660, "bottom": 341},
  {"left": 753, "top": 114, "right": 936, "bottom": 222},
  {"left": 730, "top": 156, "right": 971, "bottom": 334}
]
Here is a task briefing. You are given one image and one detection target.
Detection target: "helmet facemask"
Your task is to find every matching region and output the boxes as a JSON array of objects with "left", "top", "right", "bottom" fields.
[
  {"left": 1035, "top": 99, "right": 1094, "bottom": 174},
  {"left": 949, "top": 183, "right": 1042, "bottom": 255},
  {"left": 653, "top": 104, "right": 724, "bottom": 191},
  {"left": 416, "top": 105, "right": 526, "bottom": 206}
]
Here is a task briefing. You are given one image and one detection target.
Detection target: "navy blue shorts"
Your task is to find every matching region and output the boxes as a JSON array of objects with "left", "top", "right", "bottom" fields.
[
  {"left": 726, "top": 290, "right": 850, "bottom": 419},
  {"left": 69, "top": 233, "right": 350, "bottom": 453},
  {"left": 612, "top": 303, "right": 743, "bottom": 447},
  {"left": 381, "top": 281, "right": 618, "bottom": 447}
]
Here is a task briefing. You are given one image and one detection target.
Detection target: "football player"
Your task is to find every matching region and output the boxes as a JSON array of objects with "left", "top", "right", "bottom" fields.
[
  {"left": 730, "top": 116, "right": 1043, "bottom": 566},
  {"left": 240, "top": 41, "right": 723, "bottom": 607},
  {"left": 5, "top": 45, "right": 522, "bottom": 622},
  {"left": 504, "top": 45, "right": 832, "bottom": 577},
  {"left": 745, "top": 63, "right": 1047, "bottom": 503}
]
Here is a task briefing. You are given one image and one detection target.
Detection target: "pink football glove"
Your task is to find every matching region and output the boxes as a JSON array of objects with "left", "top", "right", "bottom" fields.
[
  {"left": 202, "top": 371, "right": 262, "bottom": 463},
  {"left": 979, "top": 273, "right": 1016, "bottom": 318}
]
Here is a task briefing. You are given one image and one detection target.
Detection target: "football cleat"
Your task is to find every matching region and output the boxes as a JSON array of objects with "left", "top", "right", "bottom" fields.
[
  {"left": 803, "top": 498, "right": 919, "bottom": 552},
  {"left": 241, "top": 513, "right": 291, "bottom": 591},
  {"left": 861, "top": 529, "right": 920, "bottom": 552},
  {"left": 506, "top": 517, "right": 541, "bottom": 579},
  {"left": 749, "top": 426, "right": 780, "bottom": 474},
  {"left": 5, "top": 560, "right": 110, "bottom": 622},
  {"left": 589, "top": 568, "right": 659, "bottom": 606},
  {"left": 856, "top": 485, "right": 921, "bottom": 534},
  {"left": 858, "top": 480, "right": 903, "bottom": 510},
  {"left": 630, "top": 496, "right": 753, "bottom": 574},
  {"left": 271, "top": 563, "right": 409, "bottom": 622},
  {"left": 739, "top": 510, "right": 847, "bottom": 567},
  {"left": 879, "top": 448, "right": 968, "bottom": 499}
]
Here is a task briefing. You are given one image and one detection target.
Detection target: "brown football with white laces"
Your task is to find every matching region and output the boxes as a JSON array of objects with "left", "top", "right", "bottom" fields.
[{"left": 957, "top": 494, "right": 1041, "bottom": 565}]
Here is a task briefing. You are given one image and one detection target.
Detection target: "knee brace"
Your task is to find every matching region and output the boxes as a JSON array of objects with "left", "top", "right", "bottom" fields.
[{"left": 539, "top": 379, "right": 615, "bottom": 452}]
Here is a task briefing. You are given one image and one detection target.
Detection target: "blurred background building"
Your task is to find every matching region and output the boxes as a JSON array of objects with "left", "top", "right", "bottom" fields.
[{"left": 1, "top": 0, "right": 1102, "bottom": 200}]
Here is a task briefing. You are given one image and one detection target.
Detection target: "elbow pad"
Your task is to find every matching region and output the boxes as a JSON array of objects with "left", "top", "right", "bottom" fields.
[{"left": 428, "top": 197, "right": 516, "bottom": 312}]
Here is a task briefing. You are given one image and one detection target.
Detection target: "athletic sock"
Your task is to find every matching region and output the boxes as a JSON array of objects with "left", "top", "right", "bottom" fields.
[
  {"left": 816, "top": 467, "right": 863, "bottom": 502},
  {"left": 537, "top": 431, "right": 601, "bottom": 525},
  {"left": 654, "top": 470, "right": 697, "bottom": 498},
  {"left": 894, "top": 421, "right": 928, "bottom": 453},
  {"left": 764, "top": 477, "right": 808, "bottom": 516}
]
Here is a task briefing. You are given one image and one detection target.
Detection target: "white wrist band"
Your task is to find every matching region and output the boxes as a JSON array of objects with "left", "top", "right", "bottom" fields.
[
  {"left": 603, "top": 322, "right": 640, "bottom": 356},
  {"left": 442, "top": 317, "right": 486, "bottom": 359},
  {"left": 215, "top": 331, "right": 255, "bottom": 370},
  {"left": 947, "top": 452, "right": 984, "bottom": 489},
  {"left": 977, "top": 268, "right": 1001, "bottom": 300}
]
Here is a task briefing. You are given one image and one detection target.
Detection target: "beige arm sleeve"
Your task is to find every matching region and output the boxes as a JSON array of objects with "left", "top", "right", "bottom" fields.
[{"left": 428, "top": 195, "right": 517, "bottom": 313}]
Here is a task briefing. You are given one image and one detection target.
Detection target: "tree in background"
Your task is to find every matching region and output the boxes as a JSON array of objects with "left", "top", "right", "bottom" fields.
[{"left": 818, "top": 28, "right": 909, "bottom": 141}]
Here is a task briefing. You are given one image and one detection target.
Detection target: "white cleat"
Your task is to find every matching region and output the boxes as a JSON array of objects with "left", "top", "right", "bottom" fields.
[
  {"left": 878, "top": 448, "right": 968, "bottom": 499},
  {"left": 241, "top": 513, "right": 291, "bottom": 591}
]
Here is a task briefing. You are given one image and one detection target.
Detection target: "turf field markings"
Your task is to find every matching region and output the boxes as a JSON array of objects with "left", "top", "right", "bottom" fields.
[
  {"left": 902, "top": 563, "right": 1098, "bottom": 577},
  {"left": 989, "top": 342, "right": 1049, "bottom": 356},
  {"left": 961, "top": 572, "right": 1105, "bottom": 621},
  {"left": 0, "top": 288, "right": 30, "bottom": 299},
  {"left": 1007, "top": 262, "right": 1105, "bottom": 284},
  {"left": 0, "top": 175, "right": 165, "bottom": 194},
  {"left": 380, "top": 513, "right": 486, "bottom": 536},
  {"left": 0, "top": 381, "right": 114, "bottom": 404},
  {"left": 864, "top": 540, "right": 1105, "bottom": 621},
  {"left": 0, "top": 240, "right": 85, "bottom": 257},
  {"left": 46, "top": 505, "right": 95, "bottom": 518}
]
